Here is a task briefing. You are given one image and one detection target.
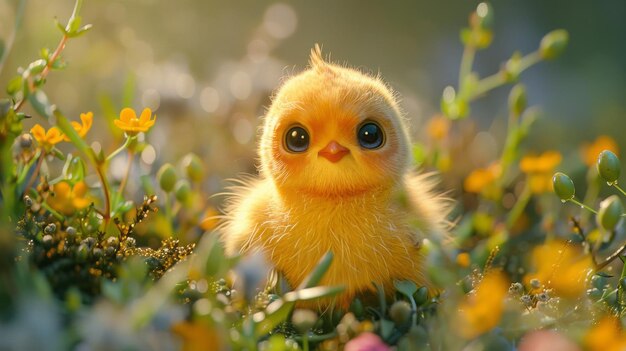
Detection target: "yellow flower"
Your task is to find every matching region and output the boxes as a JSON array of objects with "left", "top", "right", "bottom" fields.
[
  {"left": 172, "top": 321, "right": 221, "bottom": 351},
  {"left": 427, "top": 114, "right": 451, "bottom": 141},
  {"left": 30, "top": 124, "right": 64, "bottom": 152},
  {"left": 519, "top": 151, "right": 562, "bottom": 194},
  {"left": 47, "top": 181, "right": 91, "bottom": 215},
  {"left": 581, "top": 135, "right": 619, "bottom": 167},
  {"left": 525, "top": 240, "right": 593, "bottom": 299},
  {"left": 464, "top": 163, "right": 501, "bottom": 194},
  {"left": 584, "top": 316, "right": 626, "bottom": 351},
  {"left": 113, "top": 107, "right": 156, "bottom": 135},
  {"left": 457, "top": 271, "right": 509, "bottom": 339},
  {"left": 64, "top": 112, "right": 93, "bottom": 141},
  {"left": 456, "top": 252, "right": 471, "bottom": 268}
]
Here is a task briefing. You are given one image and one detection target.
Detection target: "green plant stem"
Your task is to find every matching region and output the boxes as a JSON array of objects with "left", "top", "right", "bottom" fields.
[
  {"left": 23, "top": 153, "right": 45, "bottom": 195},
  {"left": 459, "top": 46, "right": 476, "bottom": 88},
  {"left": 617, "top": 259, "right": 626, "bottom": 313},
  {"left": 506, "top": 183, "right": 531, "bottom": 229},
  {"left": 40, "top": 202, "right": 64, "bottom": 221},
  {"left": 164, "top": 192, "right": 174, "bottom": 236},
  {"left": 595, "top": 243, "right": 626, "bottom": 271},
  {"left": 95, "top": 164, "right": 111, "bottom": 223},
  {"left": 0, "top": 0, "right": 27, "bottom": 75},
  {"left": 568, "top": 198, "right": 598, "bottom": 215},
  {"left": 302, "top": 333, "right": 310, "bottom": 351},
  {"left": 582, "top": 169, "right": 601, "bottom": 224},
  {"left": 612, "top": 184, "right": 626, "bottom": 197},
  {"left": 469, "top": 51, "right": 542, "bottom": 101},
  {"left": 14, "top": 34, "right": 69, "bottom": 112},
  {"left": 117, "top": 151, "right": 134, "bottom": 197},
  {"left": 106, "top": 136, "right": 134, "bottom": 162}
]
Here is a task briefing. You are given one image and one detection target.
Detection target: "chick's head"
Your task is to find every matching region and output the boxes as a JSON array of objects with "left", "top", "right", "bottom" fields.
[{"left": 259, "top": 46, "right": 412, "bottom": 198}]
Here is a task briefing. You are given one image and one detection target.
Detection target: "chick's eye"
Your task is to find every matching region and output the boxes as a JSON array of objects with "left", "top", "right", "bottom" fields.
[
  {"left": 357, "top": 122, "right": 384, "bottom": 149},
  {"left": 285, "top": 126, "right": 310, "bottom": 152}
]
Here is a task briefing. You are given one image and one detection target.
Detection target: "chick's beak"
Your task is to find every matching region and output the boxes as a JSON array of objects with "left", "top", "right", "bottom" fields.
[{"left": 318, "top": 140, "right": 350, "bottom": 163}]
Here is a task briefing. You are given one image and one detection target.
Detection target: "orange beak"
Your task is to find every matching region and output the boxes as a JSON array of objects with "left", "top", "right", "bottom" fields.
[{"left": 318, "top": 140, "right": 350, "bottom": 163}]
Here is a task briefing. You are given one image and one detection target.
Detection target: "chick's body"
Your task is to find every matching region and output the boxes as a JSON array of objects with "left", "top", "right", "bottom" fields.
[{"left": 223, "top": 46, "right": 448, "bottom": 307}]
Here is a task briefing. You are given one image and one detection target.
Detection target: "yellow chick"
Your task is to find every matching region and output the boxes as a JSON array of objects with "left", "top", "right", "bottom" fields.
[{"left": 221, "top": 45, "right": 449, "bottom": 308}]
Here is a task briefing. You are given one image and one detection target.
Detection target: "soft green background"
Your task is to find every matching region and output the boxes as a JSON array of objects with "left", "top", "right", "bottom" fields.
[{"left": 1, "top": 0, "right": 624, "bottom": 187}]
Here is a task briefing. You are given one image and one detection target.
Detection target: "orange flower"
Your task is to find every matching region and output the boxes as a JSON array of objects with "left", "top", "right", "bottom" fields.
[
  {"left": 581, "top": 135, "right": 619, "bottom": 167},
  {"left": 457, "top": 271, "right": 509, "bottom": 339},
  {"left": 584, "top": 316, "right": 626, "bottom": 351},
  {"left": 456, "top": 252, "right": 471, "bottom": 268},
  {"left": 113, "top": 107, "right": 156, "bottom": 135},
  {"left": 47, "top": 181, "right": 91, "bottom": 215},
  {"left": 525, "top": 240, "right": 593, "bottom": 299},
  {"left": 64, "top": 112, "right": 93, "bottom": 141},
  {"left": 30, "top": 124, "right": 64, "bottom": 152},
  {"left": 464, "top": 163, "right": 501, "bottom": 194},
  {"left": 172, "top": 321, "right": 221, "bottom": 351},
  {"left": 427, "top": 114, "right": 451, "bottom": 141},
  {"left": 520, "top": 151, "right": 562, "bottom": 194}
]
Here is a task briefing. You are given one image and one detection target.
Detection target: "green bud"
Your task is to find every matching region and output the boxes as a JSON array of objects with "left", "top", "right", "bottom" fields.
[
  {"left": 174, "top": 179, "right": 192, "bottom": 205},
  {"left": 414, "top": 286, "right": 429, "bottom": 306},
  {"left": 440, "top": 86, "right": 469, "bottom": 120},
  {"left": 539, "top": 29, "right": 569, "bottom": 60},
  {"left": 291, "top": 309, "right": 318, "bottom": 333},
  {"left": 508, "top": 84, "right": 527, "bottom": 117},
  {"left": 182, "top": 153, "right": 205, "bottom": 183},
  {"left": 157, "top": 163, "right": 177, "bottom": 192},
  {"left": 503, "top": 52, "right": 522, "bottom": 82},
  {"left": 552, "top": 172, "right": 575, "bottom": 201},
  {"left": 349, "top": 298, "right": 364, "bottom": 319},
  {"left": 597, "top": 150, "right": 621, "bottom": 184},
  {"left": 596, "top": 195, "right": 623, "bottom": 232},
  {"left": 473, "top": 2, "right": 494, "bottom": 29},
  {"left": 389, "top": 300, "right": 412, "bottom": 326}
]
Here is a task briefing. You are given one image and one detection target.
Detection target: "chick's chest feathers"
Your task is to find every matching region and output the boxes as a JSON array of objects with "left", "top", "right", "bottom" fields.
[{"left": 222, "top": 178, "right": 436, "bottom": 305}]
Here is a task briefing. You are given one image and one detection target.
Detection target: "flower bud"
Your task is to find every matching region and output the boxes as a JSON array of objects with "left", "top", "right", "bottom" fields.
[
  {"left": 552, "top": 172, "right": 575, "bottom": 201},
  {"left": 596, "top": 195, "right": 623, "bottom": 232},
  {"left": 292, "top": 309, "right": 318, "bottom": 333},
  {"left": 44, "top": 223, "right": 57, "bottom": 234},
  {"left": 19, "top": 133, "right": 33, "bottom": 148},
  {"left": 508, "top": 84, "right": 527, "bottom": 117},
  {"left": 182, "top": 153, "right": 205, "bottom": 183},
  {"left": 414, "top": 286, "right": 429, "bottom": 306},
  {"left": 157, "top": 163, "right": 177, "bottom": 192},
  {"left": 472, "top": 2, "right": 494, "bottom": 29},
  {"left": 539, "top": 29, "right": 569, "bottom": 60},
  {"left": 597, "top": 150, "right": 621, "bottom": 184},
  {"left": 389, "top": 300, "right": 412, "bottom": 326},
  {"left": 174, "top": 179, "right": 192, "bottom": 204}
]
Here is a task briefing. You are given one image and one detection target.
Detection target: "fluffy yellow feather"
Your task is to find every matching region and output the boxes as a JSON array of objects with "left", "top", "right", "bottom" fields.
[{"left": 221, "top": 45, "right": 449, "bottom": 308}]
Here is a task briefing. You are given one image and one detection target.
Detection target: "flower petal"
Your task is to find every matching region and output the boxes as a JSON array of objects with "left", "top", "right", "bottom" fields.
[
  {"left": 119, "top": 108, "right": 137, "bottom": 123},
  {"left": 30, "top": 124, "right": 46, "bottom": 142},
  {"left": 139, "top": 108, "right": 152, "bottom": 124},
  {"left": 72, "top": 181, "right": 88, "bottom": 197}
]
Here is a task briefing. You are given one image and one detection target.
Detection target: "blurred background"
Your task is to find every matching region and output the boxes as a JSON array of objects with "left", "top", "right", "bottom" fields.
[{"left": 1, "top": 0, "right": 624, "bottom": 198}]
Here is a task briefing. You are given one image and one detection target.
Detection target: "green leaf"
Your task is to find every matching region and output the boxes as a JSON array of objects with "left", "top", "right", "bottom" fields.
[
  {"left": 204, "top": 234, "right": 227, "bottom": 277},
  {"left": 62, "top": 154, "right": 86, "bottom": 183},
  {"left": 394, "top": 280, "right": 418, "bottom": 298},
  {"left": 66, "top": 15, "right": 82, "bottom": 34},
  {"left": 26, "top": 59, "right": 47, "bottom": 75},
  {"left": 40, "top": 47, "right": 50, "bottom": 60},
  {"left": 28, "top": 90, "right": 51, "bottom": 118},
  {"left": 7, "top": 75, "right": 23, "bottom": 95},
  {"left": 68, "top": 24, "right": 92, "bottom": 38},
  {"left": 297, "top": 251, "right": 334, "bottom": 289},
  {"left": 254, "top": 299, "right": 293, "bottom": 338},
  {"left": 283, "top": 285, "right": 345, "bottom": 302},
  {"left": 55, "top": 18, "right": 68, "bottom": 34},
  {"left": 380, "top": 319, "right": 395, "bottom": 340}
]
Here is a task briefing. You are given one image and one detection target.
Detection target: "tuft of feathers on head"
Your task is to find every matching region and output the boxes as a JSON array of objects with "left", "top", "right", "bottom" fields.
[{"left": 309, "top": 43, "right": 336, "bottom": 75}]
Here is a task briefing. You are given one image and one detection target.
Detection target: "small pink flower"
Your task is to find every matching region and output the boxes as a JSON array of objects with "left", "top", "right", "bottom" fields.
[{"left": 345, "top": 332, "right": 391, "bottom": 351}]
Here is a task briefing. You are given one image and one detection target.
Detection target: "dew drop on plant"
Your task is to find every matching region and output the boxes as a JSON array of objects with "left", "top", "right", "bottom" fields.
[
  {"left": 580, "top": 205, "right": 584, "bottom": 209},
  {"left": 561, "top": 199, "right": 566, "bottom": 203}
]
